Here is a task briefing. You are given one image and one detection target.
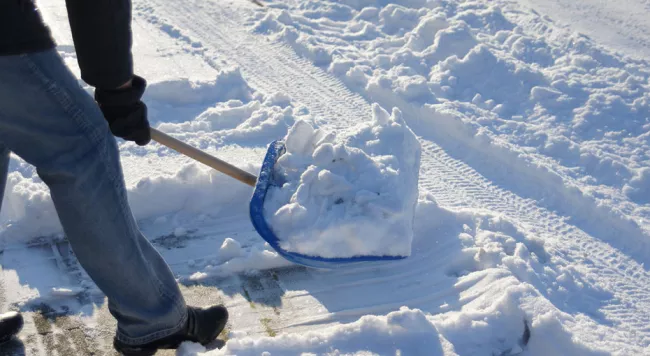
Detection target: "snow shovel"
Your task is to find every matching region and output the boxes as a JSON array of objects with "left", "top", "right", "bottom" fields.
[{"left": 150, "top": 128, "right": 407, "bottom": 269}]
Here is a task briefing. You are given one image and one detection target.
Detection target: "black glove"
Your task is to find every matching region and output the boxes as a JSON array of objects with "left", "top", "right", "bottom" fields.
[{"left": 94, "top": 75, "right": 151, "bottom": 146}]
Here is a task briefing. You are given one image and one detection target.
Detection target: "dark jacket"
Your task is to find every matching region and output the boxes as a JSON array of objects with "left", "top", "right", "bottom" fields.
[{"left": 1, "top": 0, "right": 134, "bottom": 89}]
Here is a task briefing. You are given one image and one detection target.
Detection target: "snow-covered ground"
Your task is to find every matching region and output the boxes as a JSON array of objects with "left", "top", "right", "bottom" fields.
[
  {"left": 1, "top": 0, "right": 649, "bottom": 355},
  {"left": 521, "top": 0, "right": 650, "bottom": 59}
]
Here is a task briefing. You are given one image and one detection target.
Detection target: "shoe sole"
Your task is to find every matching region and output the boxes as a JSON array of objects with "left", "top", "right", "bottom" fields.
[{"left": 116, "top": 346, "right": 157, "bottom": 356}]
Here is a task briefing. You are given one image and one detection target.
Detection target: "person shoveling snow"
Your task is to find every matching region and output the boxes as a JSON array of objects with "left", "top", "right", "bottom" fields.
[
  {"left": 263, "top": 104, "right": 421, "bottom": 259},
  {"left": 0, "top": 1, "right": 229, "bottom": 355}
]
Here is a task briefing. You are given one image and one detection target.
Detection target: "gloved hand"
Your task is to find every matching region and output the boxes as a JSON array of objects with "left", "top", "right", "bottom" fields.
[{"left": 94, "top": 75, "right": 151, "bottom": 146}]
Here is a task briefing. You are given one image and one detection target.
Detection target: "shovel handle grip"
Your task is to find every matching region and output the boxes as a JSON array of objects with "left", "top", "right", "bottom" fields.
[{"left": 150, "top": 128, "right": 258, "bottom": 187}]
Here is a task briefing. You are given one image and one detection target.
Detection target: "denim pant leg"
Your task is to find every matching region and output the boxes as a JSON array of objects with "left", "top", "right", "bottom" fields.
[{"left": 0, "top": 50, "right": 187, "bottom": 345}]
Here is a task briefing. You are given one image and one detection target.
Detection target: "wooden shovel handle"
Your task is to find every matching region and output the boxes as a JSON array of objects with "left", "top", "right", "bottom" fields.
[{"left": 150, "top": 128, "right": 258, "bottom": 187}]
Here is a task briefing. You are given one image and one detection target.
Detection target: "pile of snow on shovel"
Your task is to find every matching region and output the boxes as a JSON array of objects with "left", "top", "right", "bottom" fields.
[{"left": 264, "top": 104, "right": 421, "bottom": 258}]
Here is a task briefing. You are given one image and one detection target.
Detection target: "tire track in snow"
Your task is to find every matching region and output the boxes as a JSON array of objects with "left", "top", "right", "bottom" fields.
[{"left": 138, "top": 0, "right": 650, "bottom": 350}]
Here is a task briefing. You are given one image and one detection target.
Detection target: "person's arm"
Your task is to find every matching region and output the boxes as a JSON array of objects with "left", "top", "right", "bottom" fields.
[
  {"left": 65, "top": 0, "right": 151, "bottom": 145},
  {"left": 65, "top": 0, "right": 133, "bottom": 89}
]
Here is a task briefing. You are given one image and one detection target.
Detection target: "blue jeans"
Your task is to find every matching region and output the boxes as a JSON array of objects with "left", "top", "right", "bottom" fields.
[{"left": 0, "top": 49, "right": 187, "bottom": 345}]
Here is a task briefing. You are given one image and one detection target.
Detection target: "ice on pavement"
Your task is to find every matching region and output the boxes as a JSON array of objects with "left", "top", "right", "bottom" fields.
[{"left": 263, "top": 103, "right": 421, "bottom": 258}]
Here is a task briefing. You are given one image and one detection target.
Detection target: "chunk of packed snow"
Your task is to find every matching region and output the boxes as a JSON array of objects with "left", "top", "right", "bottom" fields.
[
  {"left": 50, "top": 287, "right": 84, "bottom": 297},
  {"left": 217, "top": 237, "right": 244, "bottom": 261},
  {"left": 263, "top": 104, "right": 421, "bottom": 258},
  {"left": 623, "top": 167, "right": 650, "bottom": 204},
  {"left": 188, "top": 242, "right": 292, "bottom": 281}
]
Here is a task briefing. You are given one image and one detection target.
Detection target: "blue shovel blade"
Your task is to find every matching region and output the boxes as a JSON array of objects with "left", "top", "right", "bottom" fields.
[{"left": 249, "top": 140, "right": 408, "bottom": 269}]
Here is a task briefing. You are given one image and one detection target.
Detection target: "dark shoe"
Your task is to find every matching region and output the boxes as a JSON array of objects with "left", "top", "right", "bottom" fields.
[
  {"left": 114, "top": 305, "right": 228, "bottom": 356},
  {"left": 0, "top": 311, "right": 23, "bottom": 344}
]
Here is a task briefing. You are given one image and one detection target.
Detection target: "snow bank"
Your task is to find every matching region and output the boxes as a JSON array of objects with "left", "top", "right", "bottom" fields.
[
  {"left": 127, "top": 162, "right": 255, "bottom": 221},
  {"left": 0, "top": 158, "right": 256, "bottom": 244},
  {"left": 154, "top": 90, "right": 305, "bottom": 149},
  {"left": 263, "top": 104, "right": 421, "bottom": 258},
  {"left": 181, "top": 307, "right": 456, "bottom": 356},
  {"left": 144, "top": 67, "right": 253, "bottom": 106},
  {"left": 430, "top": 278, "right": 608, "bottom": 356},
  {"left": 180, "top": 288, "right": 604, "bottom": 356}
]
